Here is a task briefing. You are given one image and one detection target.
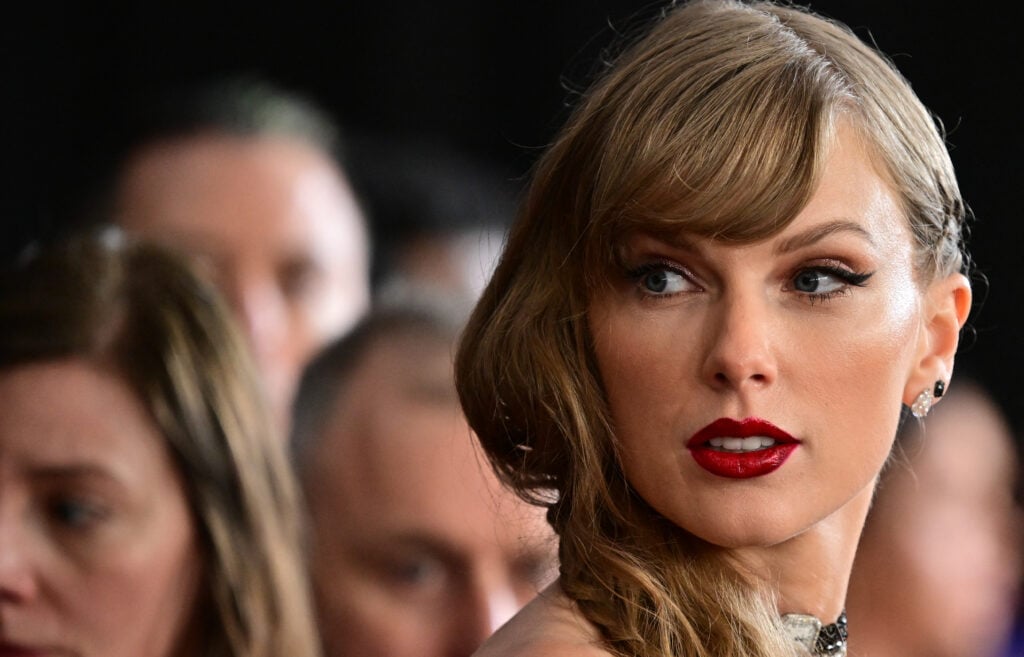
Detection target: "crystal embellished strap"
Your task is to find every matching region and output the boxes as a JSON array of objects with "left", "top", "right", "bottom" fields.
[{"left": 780, "top": 610, "right": 848, "bottom": 656}]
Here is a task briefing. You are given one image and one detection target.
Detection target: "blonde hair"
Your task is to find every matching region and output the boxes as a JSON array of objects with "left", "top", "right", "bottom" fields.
[
  {"left": 0, "top": 232, "right": 321, "bottom": 657},
  {"left": 456, "top": 1, "right": 968, "bottom": 656}
]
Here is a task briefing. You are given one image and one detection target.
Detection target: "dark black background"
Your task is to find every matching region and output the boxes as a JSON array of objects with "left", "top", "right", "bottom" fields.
[{"left": 4, "top": 1, "right": 1020, "bottom": 431}]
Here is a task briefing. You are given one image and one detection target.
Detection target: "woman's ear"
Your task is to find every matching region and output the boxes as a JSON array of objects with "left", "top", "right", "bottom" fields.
[{"left": 902, "top": 272, "right": 972, "bottom": 406}]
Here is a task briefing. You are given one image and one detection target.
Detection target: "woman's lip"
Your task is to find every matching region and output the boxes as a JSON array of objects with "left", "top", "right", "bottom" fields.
[
  {"left": 686, "top": 417, "right": 797, "bottom": 447},
  {"left": 689, "top": 443, "right": 799, "bottom": 478},
  {"left": 686, "top": 417, "right": 799, "bottom": 479}
]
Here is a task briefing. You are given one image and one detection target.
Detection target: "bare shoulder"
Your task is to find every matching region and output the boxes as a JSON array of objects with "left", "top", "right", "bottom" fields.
[{"left": 473, "top": 580, "right": 612, "bottom": 657}]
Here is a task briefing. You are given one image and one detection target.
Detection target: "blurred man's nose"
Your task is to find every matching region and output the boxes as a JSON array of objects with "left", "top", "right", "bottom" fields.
[{"left": 445, "top": 574, "right": 520, "bottom": 657}]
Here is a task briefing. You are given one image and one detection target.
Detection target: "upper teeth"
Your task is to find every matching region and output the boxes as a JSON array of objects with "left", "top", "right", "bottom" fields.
[{"left": 708, "top": 436, "right": 777, "bottom": 452}]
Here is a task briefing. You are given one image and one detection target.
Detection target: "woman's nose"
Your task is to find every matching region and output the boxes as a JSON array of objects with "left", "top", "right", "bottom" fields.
[
  {"left": 0, "top": 502, "right": 38, "bottom": 604},
  {"left": 700, "top": 289, "right": 778, "bottom": 391}
]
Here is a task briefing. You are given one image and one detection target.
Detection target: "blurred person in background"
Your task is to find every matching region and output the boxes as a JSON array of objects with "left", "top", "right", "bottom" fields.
[
  {"left": 109, "top": 77, "right": 371, "bottom": 435},
  {"left": 0, "top": 231, "right": 321, "bottom": 657},
  {"left": 291, "top": 306, "right": 558, "bottom": 657},
  {"left": 846, "top": 380, "right": 1022, "bottom": 657},
  {"left": 348, "top": 136, "right": 513, "bottom": 310}
]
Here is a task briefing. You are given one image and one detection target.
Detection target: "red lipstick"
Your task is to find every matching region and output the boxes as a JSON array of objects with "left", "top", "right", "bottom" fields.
[{"left": 686, "top": 417, "right": 798, "bottom": 479}]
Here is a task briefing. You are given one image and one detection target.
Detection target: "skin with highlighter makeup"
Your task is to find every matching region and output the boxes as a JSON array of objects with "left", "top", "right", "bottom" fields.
[
  {"left": 589, "top": 121, "right": 942, "bottom": 599},
  {"left": 475, "top": 122, "right": 971, "bottom": 657}
]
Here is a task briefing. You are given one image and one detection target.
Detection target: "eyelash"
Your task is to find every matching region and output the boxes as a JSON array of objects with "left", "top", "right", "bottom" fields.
[{"left": 624, "top": 262, "right": 874, "bottom": 303}]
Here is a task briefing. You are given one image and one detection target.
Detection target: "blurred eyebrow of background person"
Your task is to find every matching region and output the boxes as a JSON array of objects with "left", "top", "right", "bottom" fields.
[
  {"left": 0, "top": 230, "right": 321, "bottom": 657},
  {"left": 347, "top": 136, "right": 513, "bottom": 310},
  {"left": 846, "top": 379, "right": 1022, "bottom": 657},
  {"left": 291, "top": 305, "right": 558, "bottom": 657},
  {"left": 108, "top": 77, "right": 371, "bottom": 436}
]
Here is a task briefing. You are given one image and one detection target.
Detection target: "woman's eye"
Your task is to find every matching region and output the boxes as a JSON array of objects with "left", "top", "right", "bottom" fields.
[
  {"left": 793, "top": 269, "right": 839, "bottom": 294},
  {"left": 790, "top": 266, "right": 873, "bottom": 298},
  {"left": 49, "top": 497, "right": 107, "bottom": 530},
  {"left": 636, "top": 267, "right": 690, "bottom": 296}
]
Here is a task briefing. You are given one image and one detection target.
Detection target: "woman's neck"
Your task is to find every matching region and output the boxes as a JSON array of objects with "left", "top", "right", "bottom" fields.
[{"left": 729, "top": 480, "right": 876, "bottom": 623}]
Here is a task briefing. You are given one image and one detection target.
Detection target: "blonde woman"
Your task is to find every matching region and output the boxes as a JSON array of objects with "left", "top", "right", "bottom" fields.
[
  {"left": 0, "top": 232, "right": 321, "bottom": 657},
  {"left": 456, "top": 1, "right": 972, "bottom": 655}
]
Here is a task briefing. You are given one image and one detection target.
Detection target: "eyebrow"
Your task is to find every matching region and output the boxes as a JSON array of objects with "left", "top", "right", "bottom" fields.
[
  {"left": 28, "top": 463, "right": 123, "bottom": 485},
  {"left": 355, "top": 532, "right": 466, "bottom": 568},
  {"left": 404, "top": 380, "right": 460, "bottom": 404},
  {"left": 774, "top": 219, "right": 874, "bottom": 254}
]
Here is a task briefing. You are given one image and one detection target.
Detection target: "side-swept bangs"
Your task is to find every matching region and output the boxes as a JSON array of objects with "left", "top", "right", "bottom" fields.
[{"left": 572, "top": 2, "right": 854, "bottom": 283}]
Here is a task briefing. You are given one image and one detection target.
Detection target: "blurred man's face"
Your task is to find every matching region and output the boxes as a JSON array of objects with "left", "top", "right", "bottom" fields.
[
  {"left": 116, "top": 134, "right": 370, "bottom": 432},
  {"left": 303, "top": 337, "right": 558, "bottom": 657},
  {"left": 871, "top": 391, "right": 1021, "bottom": 657}
]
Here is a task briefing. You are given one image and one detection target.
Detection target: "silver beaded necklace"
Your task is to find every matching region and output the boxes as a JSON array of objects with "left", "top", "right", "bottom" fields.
[{"left": 780, "top": 610, "right": 848, "bottom": 656}]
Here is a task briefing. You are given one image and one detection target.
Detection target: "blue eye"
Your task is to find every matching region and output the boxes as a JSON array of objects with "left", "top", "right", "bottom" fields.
[
  {"left": 633, "top": 266, "right": 690, "bottom": 296},
  {"left": 793, "top": 270, "right": 831, "bottom": 293},
  {"left": 791, "top": 266, "right": 873, "bottom": 300}
]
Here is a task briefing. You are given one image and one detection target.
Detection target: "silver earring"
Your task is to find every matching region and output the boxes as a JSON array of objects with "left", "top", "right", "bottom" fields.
[{"left": 910, "top": 387, "right": 934, "bottom": 419}]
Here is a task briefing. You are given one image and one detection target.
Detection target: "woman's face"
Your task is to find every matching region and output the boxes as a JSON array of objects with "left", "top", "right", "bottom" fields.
[
  {"left": 588, "top": 123, "right": 939, "bottom": 549},
  {"left": 0, "top": 359, "right": 201, "bottom": 657}
]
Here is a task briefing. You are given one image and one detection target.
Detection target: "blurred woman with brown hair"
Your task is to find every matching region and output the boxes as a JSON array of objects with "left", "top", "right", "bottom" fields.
[{"left": 0, "top": 230, "right": 321, "bottom": 657}]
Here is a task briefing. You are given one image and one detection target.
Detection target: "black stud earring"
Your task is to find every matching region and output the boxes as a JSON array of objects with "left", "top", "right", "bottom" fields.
[{"left": 933, "top": 380, "right": 946, "bottom": 398}]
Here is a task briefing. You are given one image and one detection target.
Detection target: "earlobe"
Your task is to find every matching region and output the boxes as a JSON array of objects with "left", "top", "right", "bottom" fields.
[{"left": 902, "top": 272, "right": 972, "bottom": 407}]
